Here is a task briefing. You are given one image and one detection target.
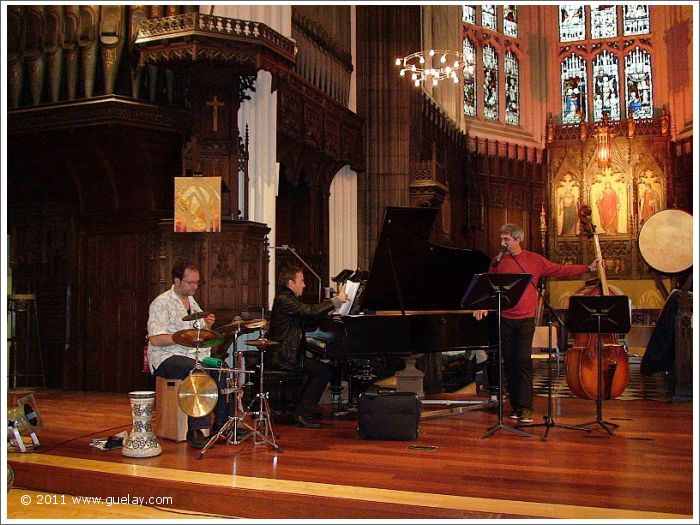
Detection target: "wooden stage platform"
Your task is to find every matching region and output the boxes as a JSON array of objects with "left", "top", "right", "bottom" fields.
[{"left": 7, "top": 387, "right": 695, "bottom": 520}]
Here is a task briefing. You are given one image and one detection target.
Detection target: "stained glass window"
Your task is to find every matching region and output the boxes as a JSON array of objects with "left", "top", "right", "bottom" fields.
[
  {"left": 591, "top": 5, "right": 617, "bottom": 39},
  {"left": 505, "top": 51, "right": 519, "bottom": 125},
  {"left": 462, "top": 5, "right": 476, "bottom": 24},
  {"left": 592, "top": 51, "right": 621, "bottom": 121},
  {"left": 625, "top": 47, "right": 653, "bottom": 119},
  {"left": 483, "top": 45, "right": 498, "bottom": 120},
  {"left": 463, "top": 39, "right": 477, "bottom": 117},
  {"left": 561, "top": 54, "right": 587, "bottom": 124},
  {"left": 559, "top": 4, "right": 585, "bottom": 42},
  {"left": 623, "top": 5, "right": 650, "bottom": 36},
  {"left": 503, "top": 5, "right": 518, "bottom": 37},
  {"left": 482, "top": 5, "right": 496, "bottom": 31}
]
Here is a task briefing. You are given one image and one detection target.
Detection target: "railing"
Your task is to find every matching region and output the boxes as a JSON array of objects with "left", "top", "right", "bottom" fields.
[{"left": 136, "top": 13, "right": 296, "bottom": 63}]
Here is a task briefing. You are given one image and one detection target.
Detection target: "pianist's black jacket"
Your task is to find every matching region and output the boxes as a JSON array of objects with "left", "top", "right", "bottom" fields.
[{"left": 267, "top": 286, "right": 341, "bottom": 370}]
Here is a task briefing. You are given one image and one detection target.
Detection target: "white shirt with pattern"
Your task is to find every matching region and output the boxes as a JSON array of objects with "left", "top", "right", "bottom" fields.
[{"left": 147, "top": 285, "right": 210, "bottom": 373}]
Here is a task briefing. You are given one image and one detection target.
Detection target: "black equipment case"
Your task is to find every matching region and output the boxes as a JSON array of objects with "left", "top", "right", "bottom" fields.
[{"left": 357, "top": 391, "right": 421, "bottom": 440}]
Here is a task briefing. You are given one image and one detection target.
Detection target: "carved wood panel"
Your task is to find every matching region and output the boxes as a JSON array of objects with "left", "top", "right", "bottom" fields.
[
  {"left": 79, "top": 231, "right": 154, "bottom": 392},
  {"left": 155, "top": 220, "right": 271, "bottom": 322}
]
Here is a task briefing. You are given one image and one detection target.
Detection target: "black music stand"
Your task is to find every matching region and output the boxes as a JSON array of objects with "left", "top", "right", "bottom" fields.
[
  {"left": 515, "top": 306, "right": 591, "bottom": 441},
  {"left": 461, "top": 273, "right": 533, "bottom": 439},
  {"left": 566, "top": 295, "right": 631, "bottom": 435}
]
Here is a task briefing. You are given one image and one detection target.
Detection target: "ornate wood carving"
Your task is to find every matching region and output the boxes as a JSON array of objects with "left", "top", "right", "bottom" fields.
[
  {"left": 156, "top": 220, "right": 270, "bottom": 321},
  {"left": 135, "top": 13, "right": 296, "bottom": 85},
  {"left": 7, "top": 96, "right": 190, "bottom": 133},
  {"left": 673, "top": 291, "right": 693, "bottom": 401},
  {"left": 548, "top": 115, "right": 672, "bottom": 281},
  {"left": 278, "top": 73, "right": 363, "bottom": 172}
]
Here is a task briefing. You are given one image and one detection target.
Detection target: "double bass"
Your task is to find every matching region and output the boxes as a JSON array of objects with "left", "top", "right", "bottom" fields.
[{"left": 565, "top": 206, "right": 629, "bottom": 400}]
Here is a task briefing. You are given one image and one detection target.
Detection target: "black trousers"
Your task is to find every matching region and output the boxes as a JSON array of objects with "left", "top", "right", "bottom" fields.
[
  {"left": 293, "top": 357, "right": 332, "bottom": 417},
  {"left": 500, "top": 317, "right": 536, "bottom": 411},
  {"left": 154, "top": 355, "right": 231, "bottom": 431}
]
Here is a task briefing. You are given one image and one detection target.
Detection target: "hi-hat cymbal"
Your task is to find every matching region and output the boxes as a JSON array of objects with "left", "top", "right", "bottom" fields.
[
  {"left": 182, "top": 311, "right": 212, "bottom": 322},
  {"left": 172, "top": 328, "right": 224, "bottom": 348},
  {"left": 178, "top": 371, "right": 218, "bottom": 417},
  {"left": 245, "top": 337, "right": 279, "bottom": 348}
]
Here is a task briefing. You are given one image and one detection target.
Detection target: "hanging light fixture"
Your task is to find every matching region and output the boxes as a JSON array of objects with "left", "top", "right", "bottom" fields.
[
  {"left": 395, "top": 49, "right": 468, "bottom": 87},
  {"left": 595, "top": 114, "right": 613, "bottom": 169}
]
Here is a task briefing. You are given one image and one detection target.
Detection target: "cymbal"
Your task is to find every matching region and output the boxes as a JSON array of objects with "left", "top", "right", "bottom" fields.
[
  {"left": 243, "top": 318, "right": 267, "bottom": 330},
  {"left": 178, "top": 371, "right": 218, "bottom": 417},
  {"left": 182, "top": 311, "right": 212, "bottom": 322},
  {"left": 218, "top": 318, "right": 251, "bottom": 334},
  {"left": 172, "top": 328, "right": 224, "bottom": 348},
  {"left": 245, "top": 337, "right": 279, "bottom": 348}
]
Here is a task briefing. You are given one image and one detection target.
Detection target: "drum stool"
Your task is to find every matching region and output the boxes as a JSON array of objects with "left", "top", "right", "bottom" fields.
[
  {"left": 264, "top": 369, "right": 304, "bottom": 416},
  {"left": 154, "top": 377, "right": 187, "bottom": 442}
]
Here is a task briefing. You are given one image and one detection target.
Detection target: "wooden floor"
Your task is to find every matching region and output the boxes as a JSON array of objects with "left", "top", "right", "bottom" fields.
[{"left": 7, "top": 383, "right": 695, "bottom": 520}]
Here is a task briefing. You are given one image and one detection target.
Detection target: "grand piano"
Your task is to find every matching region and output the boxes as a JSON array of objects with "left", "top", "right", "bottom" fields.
[{"left": 307, "top": 207, "right": 495, "bottom": 394}]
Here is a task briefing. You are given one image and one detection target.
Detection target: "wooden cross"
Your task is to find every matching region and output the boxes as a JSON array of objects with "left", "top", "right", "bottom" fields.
[{"left": 206, "top": 95, "right": 225, "bottom": 132}]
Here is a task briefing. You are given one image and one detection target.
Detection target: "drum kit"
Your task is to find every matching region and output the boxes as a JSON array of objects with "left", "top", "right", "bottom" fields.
[{"left": 173, "top": 310, "right": 282, "bottom": 456}]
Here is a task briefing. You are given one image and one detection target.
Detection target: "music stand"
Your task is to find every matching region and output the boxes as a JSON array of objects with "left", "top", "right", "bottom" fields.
[
  {"left": 461, "top": 273, "right": 533, "bottom": 439},
  {"left": 566, "top": 295, "right": 631, "bottom": 435},
  {"left": 515, "top": 305, "right": 591, "bottom": 441}
]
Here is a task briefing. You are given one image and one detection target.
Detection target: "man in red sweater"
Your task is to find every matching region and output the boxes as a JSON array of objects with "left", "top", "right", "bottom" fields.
[{"left": 474, "top": 223, "right": 599, "bottom": 423}]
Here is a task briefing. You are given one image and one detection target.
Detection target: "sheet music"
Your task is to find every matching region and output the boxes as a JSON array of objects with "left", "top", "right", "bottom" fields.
[{"left": 336, "top": 280, "right": 360, "bottom": 316}]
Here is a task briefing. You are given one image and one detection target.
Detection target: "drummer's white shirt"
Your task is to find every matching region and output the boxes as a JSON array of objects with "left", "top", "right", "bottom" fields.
[{"left": 146, "top": 285, "right": 210, "bottom": 373}]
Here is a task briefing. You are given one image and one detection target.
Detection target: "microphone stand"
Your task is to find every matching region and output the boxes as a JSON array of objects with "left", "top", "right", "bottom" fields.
[
  {"left": 507, "top": 257, "right": 591, "bottom": 440},
  {"left": 273, "top": 245, "right": 322, "bottom": 303}
]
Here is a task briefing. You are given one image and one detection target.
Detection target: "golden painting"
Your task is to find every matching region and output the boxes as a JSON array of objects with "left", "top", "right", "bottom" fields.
[
  {"left": 590, "top": 174, "right": 627, "bottom": 235},
  {"left": 174, "top": 177, "right": 221, "bottom": 232},
  {"left": 637, "top": 170, "right": 663, "bottom": 226},
  {"left": 555, "top": 174, "right": 581, "bottom": 236}
]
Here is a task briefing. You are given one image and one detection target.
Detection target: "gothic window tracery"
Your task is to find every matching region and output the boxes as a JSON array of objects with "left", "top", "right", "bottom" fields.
[
  {"left": 559, "top": 4, "right": 586, "bottom": 42},
  {"left": 625, "top": 47, "right": 653, "bottom": 119},
  {"left": 481, "top": 5, "right": 496, "bottom": 30},
  {"left": 461, "top": 5, "right": 519, "bottom": 123},
  {"left": 592, "top": 50, "right": 621, "bottom": 121},
  {"left": 463, "top": 38, "right": 477, "bottom": 116},
  {"left": 505, "top": 51, "right": 519, "bottom": 125},
  {"left": 591, "top": 4, "right": 617, "bottom": 39},
  {"left": 561, "top": 54, "right": 588, "bottom": 124},
  {"left": 623, "top": 4, "right": 650, "bottom": 36},
  {"left": 483, "top": 45, "right": 499, "bottom": 121},
  {"left": 558, "top": 5, "right": 654, "bottom": 124},
  {"left": 503, "top": 5, "right": 518, "bottom": 37},
  {"left": 462, "top": 5, "right": 475, "bottom": 24}
]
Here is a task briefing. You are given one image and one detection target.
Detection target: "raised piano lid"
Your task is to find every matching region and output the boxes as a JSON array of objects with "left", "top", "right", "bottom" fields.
[{"left": 358, "top": 207, "right": 490, "bottom": 312}]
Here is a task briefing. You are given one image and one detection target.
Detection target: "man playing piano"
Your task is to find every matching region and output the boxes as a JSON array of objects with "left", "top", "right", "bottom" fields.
[
  {"left": 473, "top": 224, "right": 598, "bottom": 423},
  {"left": 267, "top": 266, "right": 347, "bottom": 429}
]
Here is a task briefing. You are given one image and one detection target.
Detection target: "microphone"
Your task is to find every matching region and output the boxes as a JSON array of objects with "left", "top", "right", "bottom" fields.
[
  {"left": 273, "top": 245, "right": 289, "bottom": 250},
  {"left": 492, "top": 245, "right": 508, "bottom": 268}
]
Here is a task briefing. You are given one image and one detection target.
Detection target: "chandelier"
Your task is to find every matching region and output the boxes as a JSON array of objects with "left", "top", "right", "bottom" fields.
[{"left": 395, "top": 49, "right": 469, "bottom": 87}]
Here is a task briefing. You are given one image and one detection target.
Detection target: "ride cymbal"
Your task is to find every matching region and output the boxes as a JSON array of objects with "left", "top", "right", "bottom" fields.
[
  {"left": 182, "top": 311, "right": 212, "bottom": 322},
  {"left": 177, "top": 371, "right": 218, "bottom": 417},
  {"left": 172, "top": 328, "right": 224, "bottom": 348}
]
